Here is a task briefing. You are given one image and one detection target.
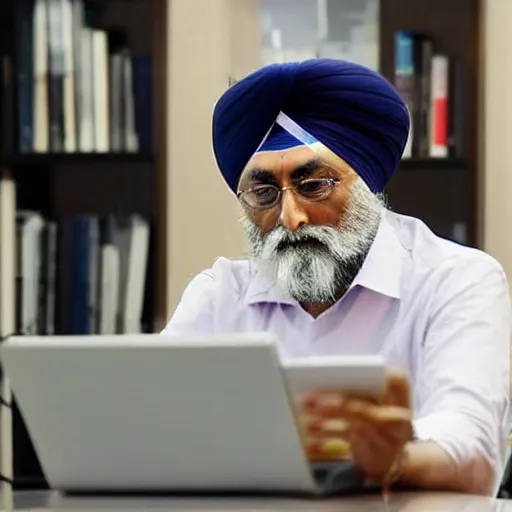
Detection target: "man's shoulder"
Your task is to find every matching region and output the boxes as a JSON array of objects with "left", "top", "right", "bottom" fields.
[
  {"left": 208, "top": 256, "right": 254, "bottom": 281},
  {"left": 388, "top": 211, "right": 506, "bottom": 282},
  {"left": 192, "top": 256, "right": 256, "bottom": 300},
  {"left": 163, "top": 258, "right": 258, "bottom": 335}
]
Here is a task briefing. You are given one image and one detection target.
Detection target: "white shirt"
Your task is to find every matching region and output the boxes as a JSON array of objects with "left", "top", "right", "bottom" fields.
[{"left": 163, "top": 210, "right": 511, "bottom": 488}]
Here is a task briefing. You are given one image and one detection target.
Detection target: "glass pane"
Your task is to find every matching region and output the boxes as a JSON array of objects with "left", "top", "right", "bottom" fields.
[{"left": 260, "top": 0, "right": 380, "bottom": 70}]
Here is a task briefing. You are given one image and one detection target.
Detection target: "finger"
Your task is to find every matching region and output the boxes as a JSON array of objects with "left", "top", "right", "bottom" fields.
[
  {"left": 305, "top": 437, "right": 352, "bottom": 461},
  {"left": 307, "top": 405, "right": 412, "bottom": 447},
  {"left": 305, "top": 418, "right": 350, "bottom": 438},
  {"left": 343, "top": 399, "right": 412, "bottom": 426},
  {"left": 304, "top": 418, "right": 410, "bottom": 457},
  {"left": 343, "top": 401, "right": 413, "bottom": 443},
  {"left": 302, "top": 392, "right": 349, "bottom": 418},
  {"left": 304, "top": 394, "right": 412, "bottom": 427},
  {"left": 383, "top": 368, "right": 411, "bottom": 408}
]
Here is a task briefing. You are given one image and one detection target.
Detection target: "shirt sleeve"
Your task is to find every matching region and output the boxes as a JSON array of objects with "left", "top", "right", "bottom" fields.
[
  {"left": 413, "top": 253, "right": 511, "bottom": 485},
  {"left": 161, "top": 270, "right": 216, "bottom": 336}
]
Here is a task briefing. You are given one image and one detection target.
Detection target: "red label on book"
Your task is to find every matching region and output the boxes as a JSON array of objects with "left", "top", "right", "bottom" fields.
[{"left": 433, "top": 97, "right": 448, "bottom": 145}]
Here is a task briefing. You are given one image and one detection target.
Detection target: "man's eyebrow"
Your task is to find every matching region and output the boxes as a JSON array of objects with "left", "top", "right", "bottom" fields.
[
  {"left": 290, "top": 158, "right": 324, "bottom": 181},
  {"left": 246, "top": 158, "right": 328, "bottom": 184},
  {"left": 247, "top": 168, "right": 276, "bottom": 184}
]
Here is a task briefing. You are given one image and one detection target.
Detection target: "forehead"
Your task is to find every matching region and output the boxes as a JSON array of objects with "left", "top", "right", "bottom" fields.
[{"left": 239, "top": 143, "right": 354, "bottom": 184}]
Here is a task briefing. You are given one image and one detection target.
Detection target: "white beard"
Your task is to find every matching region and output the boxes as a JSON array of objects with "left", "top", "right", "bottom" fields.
[{"left": 241, "top": 178, "right": 385, "bottom": 304}]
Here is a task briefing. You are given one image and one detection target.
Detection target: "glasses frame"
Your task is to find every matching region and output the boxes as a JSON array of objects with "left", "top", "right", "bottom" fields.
[{"left": 237, "top": 177, "right": 340, "bottom": 210}]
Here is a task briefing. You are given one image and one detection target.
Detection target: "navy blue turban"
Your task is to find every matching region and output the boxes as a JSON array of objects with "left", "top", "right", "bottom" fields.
[{"left": 212, "top": 59, "right": 409, "bottom": 194}]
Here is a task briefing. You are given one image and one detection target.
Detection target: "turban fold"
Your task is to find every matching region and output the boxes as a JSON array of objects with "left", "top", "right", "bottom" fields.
[{"left": 212, "top": 59, "right": 409, "bottom": 194}]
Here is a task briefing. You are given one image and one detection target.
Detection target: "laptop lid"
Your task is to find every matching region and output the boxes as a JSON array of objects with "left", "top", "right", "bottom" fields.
[{"left": 1, "top": 333, "right": 317, "bottom": 494}]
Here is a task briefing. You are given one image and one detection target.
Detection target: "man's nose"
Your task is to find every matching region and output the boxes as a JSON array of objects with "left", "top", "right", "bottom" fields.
[{"left": 279, "top": 189, "right": 309, "bottom": 232}]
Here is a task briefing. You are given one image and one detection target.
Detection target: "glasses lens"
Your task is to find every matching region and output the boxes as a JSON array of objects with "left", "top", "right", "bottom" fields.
[
  {"left": 243, "top": 185, "right": 279, "bottom": 208},
  {"left": 297, "top": 179, "right": 334, "bottom": 201}
]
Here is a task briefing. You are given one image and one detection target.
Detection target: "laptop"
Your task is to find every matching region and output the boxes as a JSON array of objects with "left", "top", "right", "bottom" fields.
[{"left": 0, "top": 333, "right": 385, "bottom": 496}]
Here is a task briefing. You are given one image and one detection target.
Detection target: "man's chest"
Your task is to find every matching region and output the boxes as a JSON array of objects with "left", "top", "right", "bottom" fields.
[{"left": 213, "top": 287, "right": 426, "bottom": 376}]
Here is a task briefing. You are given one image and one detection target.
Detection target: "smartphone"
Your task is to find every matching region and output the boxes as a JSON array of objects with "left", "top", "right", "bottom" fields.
[{"left": 281, "top": 354, "right": 385, "bottom": 398}]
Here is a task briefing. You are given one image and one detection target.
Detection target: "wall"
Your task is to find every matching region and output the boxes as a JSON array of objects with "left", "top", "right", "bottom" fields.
[
  {"left": 482, "top": 0, "right": 512, "bottom": 283},
  {"left": 0, "top": 171, "right": 14, "bottom": 506},
  {"left": 163, "top": 0, "right": 261, "bottom": 323}
]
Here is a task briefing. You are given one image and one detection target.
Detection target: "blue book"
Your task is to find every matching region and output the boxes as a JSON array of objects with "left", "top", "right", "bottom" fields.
[{"left": 68, "top": 216, "right": 94, "bottom": 334}]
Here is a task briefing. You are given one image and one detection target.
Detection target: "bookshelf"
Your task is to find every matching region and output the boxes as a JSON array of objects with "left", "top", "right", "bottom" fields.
[
  {"left": 0, "top": 0, "right": 163, "bottom": 490},
  {"left": 379, "top": 0, "right": 481, "bottom": 246}
]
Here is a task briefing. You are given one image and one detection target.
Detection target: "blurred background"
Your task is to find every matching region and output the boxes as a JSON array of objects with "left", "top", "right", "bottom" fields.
[{"left": 0, "top": 0, "right": 509, "bottom": 493}]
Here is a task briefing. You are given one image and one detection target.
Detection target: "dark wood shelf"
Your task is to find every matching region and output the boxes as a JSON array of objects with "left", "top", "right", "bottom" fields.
[
  {"left": 399, "top": 158, "right": 467, "bottom": 170},
  {"left": 12, "top": 153, "right": 156, "bottom": 219},
  {"left": 7, "top": 152, "right": 154, "bottom": 168}
]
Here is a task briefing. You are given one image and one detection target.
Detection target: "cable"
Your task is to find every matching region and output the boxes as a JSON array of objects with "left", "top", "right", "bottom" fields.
[
  {"left": 0, "top": 333, "right": 18, "bottom": 486},
  {"left": 0, "top": 474, "right": 13, "bottom": 486},
  {"left": 0, "top": 388, "right": 14, "bottom": 486}
]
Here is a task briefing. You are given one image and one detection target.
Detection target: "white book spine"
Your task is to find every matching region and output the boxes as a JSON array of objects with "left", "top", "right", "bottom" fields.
[
  {"left": 33, "top": 0, "right": 49, "bottom": 152},
  {"left": 79, "top": 28, "right": 95, "bottom": 152},
  {"left": 92, "top": 30, "right": 110, "bottom": 152},
  {"left": 61, "top": 0, "right": 77, "bottom": 152}
]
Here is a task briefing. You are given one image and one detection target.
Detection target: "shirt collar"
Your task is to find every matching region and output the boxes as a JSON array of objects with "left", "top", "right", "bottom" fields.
[
  {"left": 244, "top": 211, "right": 404, "bottom": 306},
  {"left": 351, "top": 211, "right": 403, "bottom": 299}
]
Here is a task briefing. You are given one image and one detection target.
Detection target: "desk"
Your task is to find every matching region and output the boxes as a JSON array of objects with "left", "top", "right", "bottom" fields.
[{"left": 8, "top": 491, "right": 512, "bottom": 512}]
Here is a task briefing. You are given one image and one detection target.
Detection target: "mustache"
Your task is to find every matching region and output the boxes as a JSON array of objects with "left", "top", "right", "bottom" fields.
[
  {"left": 277, "top": 237, "right": 324, "bottom": 251},
  {"left": 263, "top": 225, "right": 339, "bottom": 254}
]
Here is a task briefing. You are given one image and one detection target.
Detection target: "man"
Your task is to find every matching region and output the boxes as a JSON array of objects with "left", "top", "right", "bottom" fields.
[{"left": 163, "top": 59, "right": 510, "bottom": 496}]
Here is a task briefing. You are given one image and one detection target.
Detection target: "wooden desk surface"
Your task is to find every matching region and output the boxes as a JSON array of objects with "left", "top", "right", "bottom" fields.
[{"left": 8, "top": 491, "right": 512, "bottom": 512}]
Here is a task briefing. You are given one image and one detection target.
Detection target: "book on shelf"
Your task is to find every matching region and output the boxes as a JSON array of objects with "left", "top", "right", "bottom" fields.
[
  {"left": 15, "top": 210, "right": 151, "bottom": 336},
  {"left": 394, "top": 31, "right": 466, "bottom": 161},
  {"left": 13, "top": 0, "right": 153, "bottom": 155}
]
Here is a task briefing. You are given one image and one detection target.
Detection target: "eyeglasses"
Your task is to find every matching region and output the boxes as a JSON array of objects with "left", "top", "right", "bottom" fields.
[{"left": 237, "top": 178, "right": 340, "bottom": 210}]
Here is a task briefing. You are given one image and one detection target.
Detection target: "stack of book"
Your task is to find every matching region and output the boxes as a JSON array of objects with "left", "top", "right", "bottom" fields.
[
  {"left": 16, "top": 211, "right": 150, "bottom": 336},
  {"left": 14, "top": 0, "right": 152, "bottom": 154},
  {"left": 394, "top": 30, "right": 466, "bottom": 160}
]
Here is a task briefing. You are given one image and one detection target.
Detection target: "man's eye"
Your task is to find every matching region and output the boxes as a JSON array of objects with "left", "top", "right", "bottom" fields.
[
  {"left": 298, "top": 180, "right": 329, "bottom": 198},
  {"left": 250, "top": 186, "right": 278, "bottom": 205},
  {"left": 299, "top": 180, "right": 324, "bottom": 192},
  {"left": 254, "top": 187, "right": 275, "bottom": 198}
]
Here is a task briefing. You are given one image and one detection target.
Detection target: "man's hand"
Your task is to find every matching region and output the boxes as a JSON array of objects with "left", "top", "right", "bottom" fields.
[{"left": 298, "top": 369, "right": 414, "bottom": 481}]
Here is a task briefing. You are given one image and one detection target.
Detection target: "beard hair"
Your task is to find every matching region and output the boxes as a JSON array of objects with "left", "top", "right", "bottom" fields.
[{"left": 240, "top": 178, "right": 385, "bottom": 305}]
